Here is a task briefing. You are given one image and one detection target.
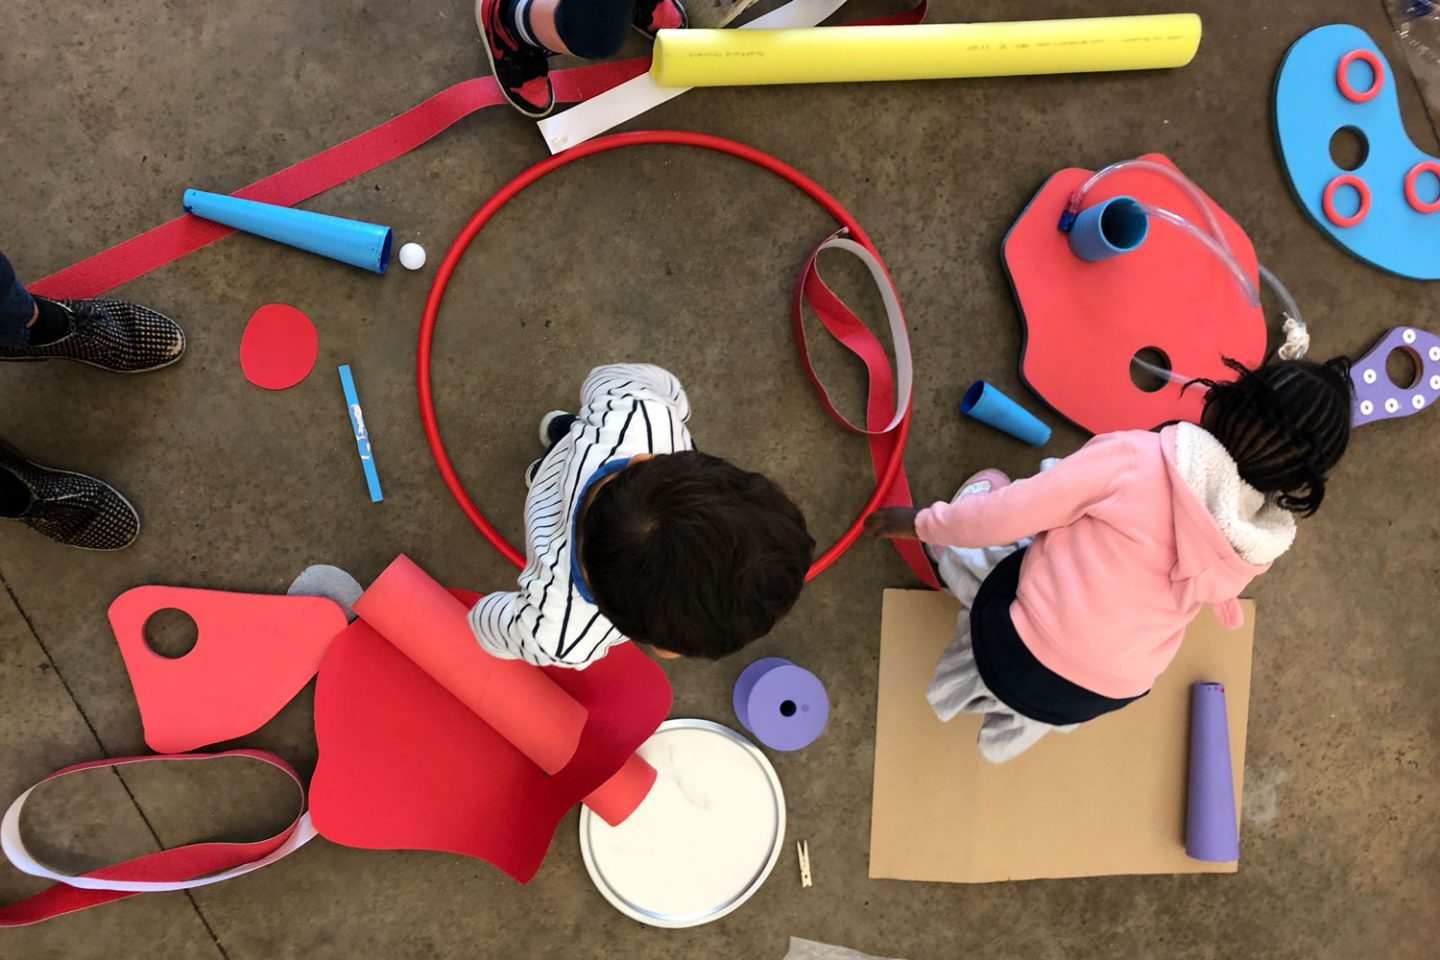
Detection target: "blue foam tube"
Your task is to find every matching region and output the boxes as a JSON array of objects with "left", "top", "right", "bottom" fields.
[
  {"left": 960, "top": 381, "right": 1052, "bottom": 446},
  {"left": 1068, "top": 194, "right": 1149, "bottom": 262},
  {"left": 183, "top": 189, "right": 393, "bottom": 273}
]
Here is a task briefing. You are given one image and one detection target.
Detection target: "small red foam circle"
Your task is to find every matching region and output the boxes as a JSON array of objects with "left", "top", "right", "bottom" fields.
[
  {"left": 1405, "top": 161, "right": 1440, "bottom": 214},
  {"left": 240, "top": 303, "right": 318, "bottom": 390},
  {"left": 1336, "top": 49, "right": 1384, "bottom": 103},
  {"left": 1322, "top": 174, "right": 1370, "bottom": 228}
]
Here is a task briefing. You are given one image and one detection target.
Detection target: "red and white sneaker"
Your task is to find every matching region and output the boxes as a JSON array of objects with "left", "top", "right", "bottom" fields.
[
  {"left": 476, "top": 0, "right": 554, "bottom": 118},
  {"left": 632, "top": 0, "right": 688, "bottom": 38}
]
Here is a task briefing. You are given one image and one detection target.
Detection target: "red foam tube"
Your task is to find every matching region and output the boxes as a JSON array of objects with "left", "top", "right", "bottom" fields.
[{"left": 352, "top": 555, "right": 588, "bottom": 774}]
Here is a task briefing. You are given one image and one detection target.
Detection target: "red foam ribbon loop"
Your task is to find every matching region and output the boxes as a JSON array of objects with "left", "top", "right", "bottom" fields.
[
  {"left": 0, "top": 751, "right": 308, "bottom": 927},
  {"left": 793, "top": 232, "right": 939, "bottom": 588}
]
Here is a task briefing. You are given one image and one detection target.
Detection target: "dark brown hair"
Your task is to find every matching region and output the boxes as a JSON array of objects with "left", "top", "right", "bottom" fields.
[{"left": 581, "top": 451, "right": 814, "bottom": 658}]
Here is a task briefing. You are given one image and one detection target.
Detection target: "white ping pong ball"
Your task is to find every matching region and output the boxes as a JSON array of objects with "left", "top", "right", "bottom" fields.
[{"left": 399, "top": 243, "right": 427, "bottom": 271}]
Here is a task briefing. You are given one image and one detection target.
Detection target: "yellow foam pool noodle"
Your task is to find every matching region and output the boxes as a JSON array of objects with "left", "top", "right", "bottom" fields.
[{"left": 650, "top": 14, "right": 1202, "bottom": 87}]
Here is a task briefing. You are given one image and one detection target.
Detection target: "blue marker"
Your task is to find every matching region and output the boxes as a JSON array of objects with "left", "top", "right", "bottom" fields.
[{"left": 338, "top": 364, "right": 383, "bottom": 502}]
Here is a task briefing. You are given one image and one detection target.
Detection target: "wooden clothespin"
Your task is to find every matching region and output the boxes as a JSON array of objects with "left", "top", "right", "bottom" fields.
[{"left": 796, "top": 839, "right": 812, "bottom": 888}]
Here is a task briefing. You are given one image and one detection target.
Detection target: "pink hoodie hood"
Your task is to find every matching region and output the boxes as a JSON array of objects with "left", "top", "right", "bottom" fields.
[
  {"left": 1165, "top": 423, "right": 1295, "bottom": 627},
  {"left": 915, "top": 423, "right": 1295, "bottom": 697}
]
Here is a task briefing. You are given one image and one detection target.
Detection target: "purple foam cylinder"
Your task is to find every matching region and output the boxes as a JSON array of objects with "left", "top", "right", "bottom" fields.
[
  {"left": 1186, "top": 681, "right": 1240, "bottom": 862},
  {"left": 732, "top": 657, "right": 829, "bottom": 752}
]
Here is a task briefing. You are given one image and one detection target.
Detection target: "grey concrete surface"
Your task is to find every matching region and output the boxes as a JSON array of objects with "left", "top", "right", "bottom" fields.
[{"left": 0, "top": 1, "right": 1436, "bottom": 958}]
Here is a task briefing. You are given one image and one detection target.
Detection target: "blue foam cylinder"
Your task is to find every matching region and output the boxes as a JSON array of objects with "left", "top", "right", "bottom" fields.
[
  {"left": 1068, "top": 194, "right": 1149, "bottom": 262},
  {"left": 182, "top": 189, "right": 393, "bottom": 273},
  {"left": 960, "top": 381, "right": 1052, "bottom": 446}
]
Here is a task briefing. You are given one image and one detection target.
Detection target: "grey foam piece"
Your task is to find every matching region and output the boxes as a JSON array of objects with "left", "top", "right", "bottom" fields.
[
  {"left": 288, "top": 564, "right": 363, "bottom": 621},
  {"left": 784, "top": 939, "right": 907, "bottom": 960}
]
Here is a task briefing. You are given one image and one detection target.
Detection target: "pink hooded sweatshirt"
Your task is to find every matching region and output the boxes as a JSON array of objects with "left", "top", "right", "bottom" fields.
[{"left": 914, "top": 422, "right": 1297, "bottom": 698}]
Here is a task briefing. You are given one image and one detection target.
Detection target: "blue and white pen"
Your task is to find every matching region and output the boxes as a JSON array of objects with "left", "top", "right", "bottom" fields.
[{"left": 338, "top": 364, "right": 383, "bottom": 502}]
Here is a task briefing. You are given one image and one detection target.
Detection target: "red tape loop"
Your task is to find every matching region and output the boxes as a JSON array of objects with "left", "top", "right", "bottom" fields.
[
  {"left": 1323, "top": 173, "right": 1370, "bottom": 227},
  {"left": 0, "top": 751, "right": 312, "bottom": 927},
  {"left": 1404, "top": 160, "right": 1440, "bottom": 214},
  {"left": 419, "top": 131, "right": 939, "bottom": 588},
  {"left": 793, "top": 231, "right": 914, "bottom": 436},
  {"left": 1336, "top": 48, "right": 1384, "bottom": 103}
]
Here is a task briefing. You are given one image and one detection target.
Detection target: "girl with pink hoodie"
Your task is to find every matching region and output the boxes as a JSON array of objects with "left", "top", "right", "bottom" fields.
[{"left": 867, "top": 358, "right": 1353, "bottom": 762}]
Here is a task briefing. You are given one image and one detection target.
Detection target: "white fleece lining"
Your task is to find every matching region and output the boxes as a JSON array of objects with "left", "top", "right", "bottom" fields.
[{"left": 1174, "top": 422, "right": 1296, "bottom": 565}]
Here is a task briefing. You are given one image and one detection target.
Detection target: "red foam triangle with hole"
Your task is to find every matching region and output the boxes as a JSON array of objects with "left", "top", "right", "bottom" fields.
[{"left": 108, "top": 586, "right": 348, "bottom": 754}]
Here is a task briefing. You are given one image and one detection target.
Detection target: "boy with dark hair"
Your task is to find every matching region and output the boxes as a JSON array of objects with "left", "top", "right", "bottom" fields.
[{"left": 469, "top": 364, "right": 814, "bottom": 667}]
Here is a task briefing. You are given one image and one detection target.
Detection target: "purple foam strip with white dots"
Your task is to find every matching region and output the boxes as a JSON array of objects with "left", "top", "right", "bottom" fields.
[{"left": 1350, "top": 326, "right": 1440, "bottom": 426}]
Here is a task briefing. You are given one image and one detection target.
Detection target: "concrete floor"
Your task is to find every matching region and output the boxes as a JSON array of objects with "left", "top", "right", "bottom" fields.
[{"left": 1, "top": 0, "right": 1437, "bottom": 957}]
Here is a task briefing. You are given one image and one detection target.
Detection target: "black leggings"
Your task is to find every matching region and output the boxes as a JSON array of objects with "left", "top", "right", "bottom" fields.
[{"left": 553, "top": 0, "right": 633, "bottom": 59}]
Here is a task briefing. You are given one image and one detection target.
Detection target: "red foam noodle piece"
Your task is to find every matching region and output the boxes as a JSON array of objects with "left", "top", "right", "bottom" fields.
[
  {"left": 107, "top": 586, "right": 347, "bottom": 754},
  {"left": 1002, "top": 154, "right": 1268, "bottom": 434},
  {"left": 350, "top": 555, "right": 587, "bottom": 775},
  {"left": 310, "top": 584, "right": 671, "bottom": 882}
]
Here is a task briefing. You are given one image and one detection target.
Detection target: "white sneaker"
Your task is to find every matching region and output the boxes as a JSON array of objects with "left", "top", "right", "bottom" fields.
[{"left": 537, "top": 410, "right": 574, "bottom": 449}]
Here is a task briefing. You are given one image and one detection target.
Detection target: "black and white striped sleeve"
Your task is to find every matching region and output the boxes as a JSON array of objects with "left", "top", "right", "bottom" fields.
[
  {"left": 469, "top": 589, "right": 528, "bottom": 662},
  {"left": 580, "top": 363, "right": 691, "bottom": 427}
]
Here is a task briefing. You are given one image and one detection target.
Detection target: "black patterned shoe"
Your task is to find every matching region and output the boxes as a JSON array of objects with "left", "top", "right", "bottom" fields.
[
  {"left": 0, "top": 441, "right": 140, "bottom": 551},
  {"left": 0, "top": 296, "right": 186, "bottom": 373}
]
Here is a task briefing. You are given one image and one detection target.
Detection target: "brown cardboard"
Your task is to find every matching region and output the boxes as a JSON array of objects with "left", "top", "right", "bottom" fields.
[{"left": 869, "top": 590, "right": 1253, "bottom": 883}]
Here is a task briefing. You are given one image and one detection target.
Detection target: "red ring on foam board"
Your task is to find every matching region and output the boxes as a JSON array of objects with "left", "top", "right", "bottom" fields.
[
  {"left": 1404, "top": 160, "right": 1440, "bottom": 214},
  {"left": 1336, "top": 48, "right": 1384, "bottom": 103},
  {"left": 417, "top": 131, "right": 909, "bottom": 582},
  {"left": 1322, "top": 174, "right": 1371, "bottom": 227}
]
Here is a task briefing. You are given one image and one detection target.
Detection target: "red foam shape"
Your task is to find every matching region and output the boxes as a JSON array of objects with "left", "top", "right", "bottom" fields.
[
  {"left": 240, "top": 303, "right": 318, "bottom": 390},
  {"left": 309, "top": 588, "right": 672, "bottom": 883},
  {"left": 1003, "top": 154, "right": 1268, "bottom": 434},
  {"left": 108, "top": 586, "right": 347, "bottom": 754}
]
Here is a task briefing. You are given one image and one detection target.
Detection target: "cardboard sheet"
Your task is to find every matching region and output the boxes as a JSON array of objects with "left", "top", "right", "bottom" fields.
[{"left": 870, "top": 590, "right": 1252, "bottom": 883}]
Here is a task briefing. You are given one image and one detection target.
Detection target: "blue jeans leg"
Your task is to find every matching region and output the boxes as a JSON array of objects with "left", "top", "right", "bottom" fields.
[{"left": 0, "top": 252, "right": 36, "bottom": 348}]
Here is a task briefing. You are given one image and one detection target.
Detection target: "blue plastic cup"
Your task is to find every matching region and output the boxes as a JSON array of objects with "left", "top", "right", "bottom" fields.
[
  {"left": 1068, "top": 195, "right": 1149, "bottom": 262},
  {"left": 960, "top": 381, "right": 1052, "bottom": 446},
  {"left": 183, "top": 189, "right": 393, "bottom": 273}
]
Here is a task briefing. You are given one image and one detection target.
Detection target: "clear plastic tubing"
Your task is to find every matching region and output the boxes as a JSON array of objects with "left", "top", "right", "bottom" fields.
[
  {"left": 1067, "top": 158, "right": 1227, "bottom": 247},
  {"left": 1137, "top": 203, "right": 1259, "bottom": 307},
  {"left": 1257, "top": 263, "right": 1302, "bottom": 333},
  {"left": 1068, "top": 159, "right": 1306, "bottom": 343}
]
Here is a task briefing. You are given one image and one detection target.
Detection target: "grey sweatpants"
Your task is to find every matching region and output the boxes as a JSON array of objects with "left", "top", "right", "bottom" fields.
[{"left": 925, "top": 538, "right": 1077, "bottom": 764}]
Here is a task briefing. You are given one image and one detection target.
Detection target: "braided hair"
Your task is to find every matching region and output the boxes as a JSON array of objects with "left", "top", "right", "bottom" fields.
[{"left": 1189, "top": 356, "right": 1353, "bottom": 517}]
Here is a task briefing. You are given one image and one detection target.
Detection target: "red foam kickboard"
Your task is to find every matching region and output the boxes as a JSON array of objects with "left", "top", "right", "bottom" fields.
[
  {"left": 309, "top": 589, "right": 672, "bottom": 883},
  {"left": 108, "top": 587, "right": 348, "bottom": 755},
  {"left": 1002, "top": 154, "right": 1267, "bottom": 434},
  {"left": 240, "top": 303, "right": 318, "bottom": 390}
]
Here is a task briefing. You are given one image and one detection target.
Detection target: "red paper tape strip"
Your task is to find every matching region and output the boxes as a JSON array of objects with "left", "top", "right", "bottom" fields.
[
  {"left": 28, "top": 59, "right": 649, "bottom": 300},
  {"left": 0, "top": 751, "right": 311, "bottom": 927}
]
